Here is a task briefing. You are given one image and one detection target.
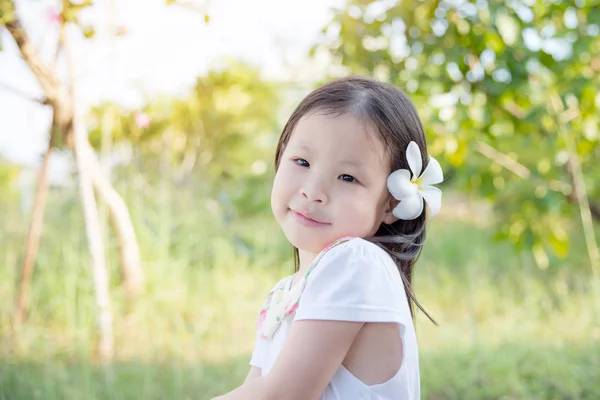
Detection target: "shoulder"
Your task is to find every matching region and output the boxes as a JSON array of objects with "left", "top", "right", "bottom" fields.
[
  {"left": 315, "top": 237, "right": 396, "bottom": 274},
  {"left": 296, "top": 237, "right": 404, "bottom": 323}
]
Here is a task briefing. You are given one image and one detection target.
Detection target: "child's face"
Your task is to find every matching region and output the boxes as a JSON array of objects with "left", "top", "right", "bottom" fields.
[{"left": 271, "top": 111, "right": 396, "bottom": 256}]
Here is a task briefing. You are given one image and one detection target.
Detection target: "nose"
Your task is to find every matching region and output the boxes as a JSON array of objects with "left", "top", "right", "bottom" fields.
[{"left": 300, "top": 178, "right": 328, "bottom": 204}]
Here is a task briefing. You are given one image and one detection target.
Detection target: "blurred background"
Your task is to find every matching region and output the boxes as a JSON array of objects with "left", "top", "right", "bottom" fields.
[{"left": 1, "top": 0, "right": 599, "bottom": 399}]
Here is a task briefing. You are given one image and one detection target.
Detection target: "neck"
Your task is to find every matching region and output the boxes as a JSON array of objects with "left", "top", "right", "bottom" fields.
[{"left": 297, "top": 248, "right": 318, "bottom": 278}]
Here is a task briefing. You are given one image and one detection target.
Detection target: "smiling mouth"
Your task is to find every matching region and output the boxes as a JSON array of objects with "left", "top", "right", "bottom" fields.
[{"left": 289, "top": 210, "right": 330, "bottom": 227}]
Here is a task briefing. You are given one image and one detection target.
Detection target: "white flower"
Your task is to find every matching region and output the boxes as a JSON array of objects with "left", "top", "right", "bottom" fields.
[{"left": 387, "top": 141, "right": 444, "bottom": 220}]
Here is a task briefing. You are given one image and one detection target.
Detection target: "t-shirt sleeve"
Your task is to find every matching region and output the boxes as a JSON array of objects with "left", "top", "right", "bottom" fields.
[
  {"left": 249, "top": 333, "right": 266, "bottom": 369},
  {"left": 294, "top": 239, "right": 404, "bottom": 324}
]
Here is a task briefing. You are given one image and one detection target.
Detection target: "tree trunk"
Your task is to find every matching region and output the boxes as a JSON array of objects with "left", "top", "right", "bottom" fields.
[
  {"left": 75, "top": 131, "right": 115, "bottom": 362},
  {"left": 13, "top": 129, "right": 55, "bottom": 327},
  {"left": 74, "top": 123, "right": 115, "bottom": 363},
  {"left": 84, "top": 142, "right": 144, "bottom": 293},
  {"left": 5, "top": 4, "right": 144, "bottom": 294},
  {"left": 66, "top": 27, "right": 114, "bottom": 362}
]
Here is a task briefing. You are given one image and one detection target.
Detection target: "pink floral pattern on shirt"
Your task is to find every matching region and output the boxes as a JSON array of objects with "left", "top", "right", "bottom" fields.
[{"left": 256, "top": 236, "right": 354, "bottom": 340}]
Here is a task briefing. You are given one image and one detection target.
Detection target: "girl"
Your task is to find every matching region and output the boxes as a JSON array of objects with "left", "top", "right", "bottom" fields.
[{"left": 213, "top": 76, "right": 443, "bottom": 400}]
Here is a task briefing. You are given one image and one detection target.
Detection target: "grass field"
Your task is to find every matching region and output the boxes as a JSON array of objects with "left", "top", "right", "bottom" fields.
[{"left": 1, "top": 186, "right": 599, "bottom": 399}]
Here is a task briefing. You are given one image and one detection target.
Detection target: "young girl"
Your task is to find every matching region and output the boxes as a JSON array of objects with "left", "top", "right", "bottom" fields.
[{"left": 212, "top": 76, "right": 443, "bottom": 400}]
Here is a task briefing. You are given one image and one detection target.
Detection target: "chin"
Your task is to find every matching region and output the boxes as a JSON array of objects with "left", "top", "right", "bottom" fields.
[{"left": 282, "top": 227, "right": 330, "bottom": 255}]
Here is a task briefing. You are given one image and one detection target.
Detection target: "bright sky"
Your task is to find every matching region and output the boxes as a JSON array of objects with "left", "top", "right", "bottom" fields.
[{"left": 0, "top": 0, "right": 344, "bottom": 167}]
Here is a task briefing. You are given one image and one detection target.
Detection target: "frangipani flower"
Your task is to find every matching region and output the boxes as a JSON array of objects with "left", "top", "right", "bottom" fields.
[{"left": 387, "top": 141, "right": 444, "bottom": 220}]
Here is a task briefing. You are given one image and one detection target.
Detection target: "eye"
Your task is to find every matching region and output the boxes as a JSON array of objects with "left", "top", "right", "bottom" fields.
[
  {"left": 294, "top": 158, "right": 310, "bottom": 168},
  {"left": 339, "top": 174, "right": 358, "bottom": 183}
]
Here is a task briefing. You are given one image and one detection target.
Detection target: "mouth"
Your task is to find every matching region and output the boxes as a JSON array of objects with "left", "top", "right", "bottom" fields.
[{"left": 289, "top": 209, "right": 330, "bottom": 227}]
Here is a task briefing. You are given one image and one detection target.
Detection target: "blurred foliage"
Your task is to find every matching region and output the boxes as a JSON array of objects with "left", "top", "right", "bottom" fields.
[
  {"left": 0, "top": 158, "right": 20, "bottom": 208},
  {"left": 0, "top": 158, "right": 19, "bottom": 187},
  {"left": 87, "top": 61, "right": 281, "bottom": 224},
  {"left": 314, "top": 0, "right": 600, "bottom": 267},
  {"left": 0, "top": 0, "right": 209, "bottom": 34},
  {"left": 89, "top": 62, "right": 279, "bottom": 182},
  {"left": 0, "top": 0, "right": 15, "bottom": 27},
  {"left": 0, "top": 0, "right": 93, "bottom": 32}
]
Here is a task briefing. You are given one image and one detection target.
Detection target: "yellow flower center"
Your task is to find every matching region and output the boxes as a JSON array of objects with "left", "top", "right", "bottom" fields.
[{"left": 412, "top": 175, "right": 423, "bottom": 190}]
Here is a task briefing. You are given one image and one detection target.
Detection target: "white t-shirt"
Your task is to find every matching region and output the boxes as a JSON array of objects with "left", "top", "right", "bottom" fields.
[{"left": 250, "top": 237, "right": 421, "bottom": 399}]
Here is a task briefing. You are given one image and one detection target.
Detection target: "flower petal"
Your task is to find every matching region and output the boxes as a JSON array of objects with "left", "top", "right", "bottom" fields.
[
  {"left": 387, "top": 169, "right": 418, "bottom": 200},
  {"left": 406, "top": 141, "right": 423, "bottom": 180},
  {"left": 420, "top": 156, "right": 444, "bottom": 186},
  {"left": 420, "top": 185, "right": 442, "bottom": 218},
  {"left": 392, "top": 193, "right": 423, "bottom": 220}
]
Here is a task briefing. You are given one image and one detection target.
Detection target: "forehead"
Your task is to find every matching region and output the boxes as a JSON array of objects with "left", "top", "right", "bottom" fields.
[{"left": 288, "top": 111, "right": 389, "bottom": 168}]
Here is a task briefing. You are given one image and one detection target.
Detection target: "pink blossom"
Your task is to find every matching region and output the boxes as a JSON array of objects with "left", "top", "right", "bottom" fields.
[
  {"left": 257, "top": 309, "right": 267, "bottom": 328},
  {"left": 46, "top": 8, "right": 62, "bottom": 24},
  {"left": 134, "top": 111, "right": 151, "bottom": 128}
]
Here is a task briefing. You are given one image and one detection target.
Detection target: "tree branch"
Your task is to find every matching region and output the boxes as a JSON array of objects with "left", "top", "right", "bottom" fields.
[
  {"left": 4, "top": 4, "right": 69, "bottom": 110},
  {"left": 52, "top": 21, "right": 66, "bottom": 70},
  {"left": 13, "top": 124, "right": 55, "bottom": 327},
  {"left": 474, "top": 141, "right": 573, "bottom": 195},
  {"left": 566, "top": 160, "right": 600, "bottom": 223},
  {"left": 474, "top": 141, "right": 531, "bottom": 179},
  {"left": 0, "top": 81, "right": 49, "bottom": 105},
  {"left": 168, "top": 0, "right": 211, "bottom": 21},
  {"left": 501, "top": 99, "right": 527, "bottom": 120},
  {"left": 84, "top": 141, "right": 145, "bottom": 293}
]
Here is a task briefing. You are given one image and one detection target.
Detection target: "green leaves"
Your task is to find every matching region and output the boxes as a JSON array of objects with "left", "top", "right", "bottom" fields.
[
  {"left": 0, "top": 0, "right": 16, "bottom": 26},
  {"left": 314, "top": 0, "right": 600, "bottom": 262},
  {"left": 61, "top": 0, "right": 94, "bottom": 24}
]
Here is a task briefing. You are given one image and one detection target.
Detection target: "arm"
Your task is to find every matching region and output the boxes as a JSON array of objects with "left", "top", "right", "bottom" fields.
[
  {"left": 212, "top": 319, "right": 363, "bottom": 400},
  {"left": 211, "top": 376, "right": 269, "bottom": 400},
  {"left": 244, "top": 366, "right": 262, "bottom": 383}
]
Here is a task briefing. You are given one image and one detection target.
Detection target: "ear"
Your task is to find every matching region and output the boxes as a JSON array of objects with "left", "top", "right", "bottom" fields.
[{"left": 382, "top": 196, "right": 399, "bottom": 225}]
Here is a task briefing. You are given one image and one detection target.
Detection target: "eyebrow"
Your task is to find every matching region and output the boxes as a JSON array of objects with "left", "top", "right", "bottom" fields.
[
  {"left": 292, "top": 143, "right": 363, "bottom": 169},
  {"left": 340, "top": 159, "right": 363, "bottom": 169},
  {"left": 294, "top": 143, "right": 313, "bottom": 152}
]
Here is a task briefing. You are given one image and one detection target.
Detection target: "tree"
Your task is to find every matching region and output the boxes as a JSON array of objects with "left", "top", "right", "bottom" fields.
[
  {"left": 315, "top": 0, "right": 600, "bottom": 278},
  {"left": 1, "top": 0, "right": 146, "bottom": 298},
  {"left": 0, "top": 0, "right": 143, "bottom": 360}
]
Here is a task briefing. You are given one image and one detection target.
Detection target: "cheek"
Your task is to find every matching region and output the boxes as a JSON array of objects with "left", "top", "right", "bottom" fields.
[
  {"left": 335, "top": 189, "right": 387, "bottom": 233},
  {"left": 271, "top": 165, "right": 296, "bottom": 211},
  {"left": 338, "top": 192, "right": 378, "bottom": 221}
]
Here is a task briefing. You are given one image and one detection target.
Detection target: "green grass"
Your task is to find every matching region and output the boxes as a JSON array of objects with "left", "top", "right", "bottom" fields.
[
  {"left": 1, "top": 186, "right": 599, "bottom": 399},
  {"left": 1, "top": 343, "right": 599, "bottom": 400},
  {"left": 0, "top": 357, "right": 250, "bottom": 400},
  {"left": 1, "top": 344, "right": 598, "bottom": 399}
]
